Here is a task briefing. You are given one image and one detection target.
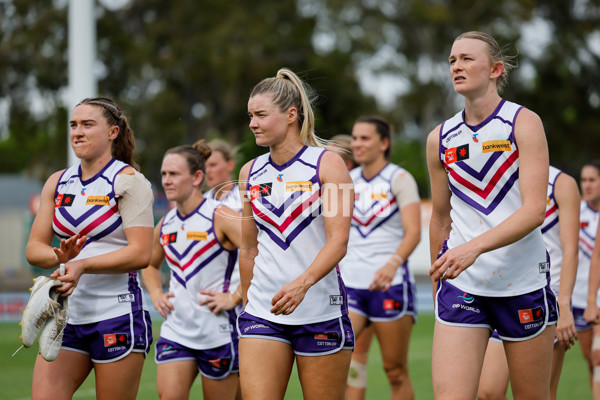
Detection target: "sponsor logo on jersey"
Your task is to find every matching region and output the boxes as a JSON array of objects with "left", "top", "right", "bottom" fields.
[
  {"left": 285, "top": 181, "right": 312, "bottom": 192},
  {"left": 472, "top": 133, "right": 479, "bottom": 143},
  {"left": 117, "top": 293, "right": 135, "bottom": 303},
  {"left": 55, "top": 193, "right": 76, "bottom": 207},
  {"left": 444, "top": 144, "right": 469, "bottom": 164},
  {"left": 518, "top": 306, "right": 544, "bottom": 324},
  {"left": 81, "top": 187, "right": 87, "bottom": 195},
  {"left": 458, "top": 292, "right": 474, "bottom": 304},
  {"left": 249, "top": 183, "right": 272, "bottom": 201},
  {"left": 547, "top": 196, "right": 551, "bottom": 206},
  {"left": 371, "top": 192, "right": 388, "bottom": 200},
  {"left": 482, "top": 140, "right": 511, "bottom": 153},
  {"left": 277, "top": 174, "right": 284, "bottom": 182},
  {"left": 538, "top": 261, "right": 550, "bottom": 273},
  {"left": 104, "top": 333, "right": 128, "bottom": 347},
  {"left": 86, "top": 196, "right": 110, "bottom": 206},
  {"left": 329, "top": 295, "right": 344, "bottom": 305},
  {"left": 581, "top": 221, "right": 589, "bottom": 228},
  {"left": 187, "top": 231, "right": 208, "bottom": 241},
  {"left": 219, "top": 324, "right": 233, "bottom": 333},
  {"left": 161, "top": 232, "right": 177, "bottom": 245}
]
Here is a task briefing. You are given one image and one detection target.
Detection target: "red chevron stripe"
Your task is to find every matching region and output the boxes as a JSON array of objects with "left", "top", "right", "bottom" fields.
[
  {"left": 545, "top": 204, "right": 557, "bottom": 218},
  {"left": 164, "top": 238, "right": 218, "bottom": 272},
  {"left": 252, "top": 189, "right": 321, "bottom": 234},
  {"left": 580, "top": 237, "right": 595, "bottom": 252},
  {"left": 52, "top": 217, "right": 76, "bottom": 237},
  {"left": 448, "top": 150, "right": 519, "bottom": 199},
  {"left": 79, "top": 204, "right": 119, "bottom": 236},
  {"left": 352, "top": 198, "right": 397, "bottom": 227}
]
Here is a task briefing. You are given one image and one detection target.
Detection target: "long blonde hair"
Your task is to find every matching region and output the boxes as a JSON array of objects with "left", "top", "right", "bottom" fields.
[{"left": 250, "top": 68, "right": 327, "bottom": 148}]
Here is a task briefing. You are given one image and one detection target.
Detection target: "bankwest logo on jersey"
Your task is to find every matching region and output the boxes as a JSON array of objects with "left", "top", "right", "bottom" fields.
[
  {"left": 444, "top": 144, "right": 469, "bottom": 164},
  {"left": 285, "top": 181, "right": 312, "bottom": 192},
  {"left": 86, "top": 196, "right": 110, "bottom": 206},
  {"left": 55, "top": 194, "right": 76, "bottom": 207},
  {"left": 518, "top": 306, "right": 544, "bottom": 324},
  {"left": 482, "top": 140, "right": 511, "bottom": 153},
  {"left": 104, "top": 333, "right": 128, "bottom": 347},
  {"left": 161, "top": 232, "right": 177, "bottom": 245},
  {"left": 187, "top": 231, "right": 208, "bottom": 241},
  {"left": 249, "top": 183, "right": 272, "bottom": 201}
]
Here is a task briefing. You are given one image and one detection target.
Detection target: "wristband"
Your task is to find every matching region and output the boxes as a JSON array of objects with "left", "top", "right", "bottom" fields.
[{"left": 391, "top": 254, "right": 404, "bottom": 265}]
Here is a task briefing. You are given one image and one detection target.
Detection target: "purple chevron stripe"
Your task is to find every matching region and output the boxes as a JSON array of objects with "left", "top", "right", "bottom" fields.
[
  {"left": 79, "top": 217, "right": 123, "bottom": 248},
  {"left": 185, "top": 247, "right": 225, "bottom": 281},
  {"left": 581, "top": 226, "right": 597, "bottom": 242},
  {"left": 359, "top": 163, "right": 392, "bottom": 183},
  {"left": 446, "top": 151, "right": 505, "bottom": 181},
  {"left": 222, "top": 251, "right": 238, "bottom": 293},
  {"left": 255, "top": 206, "right": 320, "bottom": 250},
  {"left": 541, "top": 217, "right": 559, "bottom": 234},
  {"left": 165, "top": 229, "right": 216, "bottom": 259},
  {"left": 127, "top": 271, "right": 144, "bottom": 311},
  {"left": 57, "top": 203, "right": 109, "bottom": 226},
  {"left": 256, "top": 175, "right": 319, "bottom": 218},
  {"left": 580, "top": 244, "right": 592, "bottom": 260},
  {"left": 335, "top": 265, "right": 348, "bottom": 315},
  {"left": 354, "top": 197, "right": 396, "bottom": 217},
  {"left": 352, "top": 207, "right": 399, "bottom": 238},
  {"left": 448, "top": 168, "right": 519, "bottom": 216},
  {"left": 173, "top": 270, "right": 186, "bottom": 288}
]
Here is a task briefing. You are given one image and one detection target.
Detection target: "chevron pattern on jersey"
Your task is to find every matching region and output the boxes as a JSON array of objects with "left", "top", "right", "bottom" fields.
[
  {"left": 53, "top": 202, "right": 121, "bottom": 247},
  {"left": 161, "top": 210, "right": 224, "bottom": 288},
  {"left": 252, "top": 183, "right": 322, "bottom": 251},
  {"left": 443, "top": 145, "right": 520, "bottom": 216},
  {"left": 580, "top": 226, "right": 596, "bottom": 259},
  {"left": 352, "top": 197, "right": 398, "bottom": 238}
]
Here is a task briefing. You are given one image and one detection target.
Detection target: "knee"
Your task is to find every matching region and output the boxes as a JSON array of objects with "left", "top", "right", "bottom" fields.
[
  {"left": 383, "top": 362, "right": 409, "bottom": 387},
  {"left": 477, "top": 388, "right": 507, "bottom": 400}
]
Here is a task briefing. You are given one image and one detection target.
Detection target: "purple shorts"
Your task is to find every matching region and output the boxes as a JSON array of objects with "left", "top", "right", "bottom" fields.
[
  {"left": 573, "top": 307, "right": 593, "bottom": 332},
  {"left": 436, "top": 280, "right": 558, "bottom": 341},
  {"left": 155, "top": 337, "right": 239, "bottom": 379},
  {"left": 236, "top": 311, "right": 355, "bottom": 356},
  {"left": 347, "top": 281, "right": 416, "bottom": 322},
  {"left": 62, "top": 309, "right": 152, "bottom": 363}
]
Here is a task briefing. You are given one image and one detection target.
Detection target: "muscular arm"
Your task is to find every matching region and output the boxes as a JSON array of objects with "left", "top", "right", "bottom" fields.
[
  {"left": 553, "top": 173, "right": 580, "bottom": 347},
  {"left": 426, "top": 126, "right": 453, "bottom": 296},
  {"left": 238, "top": 161, "right": 259, "bottom": 306},
  {"left": 430, "top": 109, "right": 549, "bottom": 281}
]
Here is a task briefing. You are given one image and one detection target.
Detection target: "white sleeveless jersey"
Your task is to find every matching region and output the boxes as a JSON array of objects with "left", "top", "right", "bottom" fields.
[
  {"left": 572, "top": 201, "right": 600, "bottom": 309},
  {"left": 340, "top": 164, "right": 415, "bottom": 289},
  {"left": 204, "top": 184, "right": 242, "bottom": 211},
  {"left": 439, "top": 100, "right": 548, "bottom": 296},
  {"left": 52, "top": 159, "right": 148, "bottom": 324},
  {"left": 245, "top": 146, "right": 347, "bottom": 324},
  {"left": 159, "top": 198, "right": 238, "bottom": 349},
  {"left": 204, "top": 184, "right": 242, "bottom": 293},
  {"left": 541, "top": 166, "right": 563, "bottom": 295}
]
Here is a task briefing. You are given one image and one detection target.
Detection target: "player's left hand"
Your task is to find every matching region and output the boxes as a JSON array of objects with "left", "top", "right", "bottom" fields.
[
  {"left": 429, "top": 242, "right": 479, "bottom": 281},
  {"left": 51, "top": 260, "right": 84, "bottom": 297},
  {"left": 556, "top": 309, "right": 577, "bottom": 349},
  {"left": 369, "top": 263, "right": 396, "bottom": 291}
]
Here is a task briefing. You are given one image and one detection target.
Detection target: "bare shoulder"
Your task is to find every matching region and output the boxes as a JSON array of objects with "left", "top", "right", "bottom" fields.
[{"left": 319, "top": 150, "right": 351, "bottom": 185}]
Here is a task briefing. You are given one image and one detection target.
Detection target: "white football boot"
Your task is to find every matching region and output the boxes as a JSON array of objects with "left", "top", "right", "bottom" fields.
[
  {"left": 19, "top": 276, "right": 63, "bottom": 348},
  {"left": 38, "top": 290, "right": 68, "bottom": 362}
]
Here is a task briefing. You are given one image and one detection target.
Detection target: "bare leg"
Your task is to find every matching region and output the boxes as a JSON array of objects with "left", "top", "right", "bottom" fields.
[
  {"left": 550, "top": 341, "right": 566, "bottom": 400},
  {"left": 32, "top": 349, "right": 92, "bottom": 400},
  {"left": 202, "top": 373, "right": 240, "bottom": 400},
  {"left": 504, "top": 325, "right": 555, "bottom": 400},
  {"left": 346, "top": 325, "right": 374, "bottom": 400},
  {"left": 156, "top": 360, "right": 198, "bottom": 400},
  {"left": 297, "top": 349, "right": 353, "bottom": 400},
  {"left": 432, "top": 322, "right": 490, "bottom": 400},
  {"left": 94, "top": 352, "right": 145, "bottom": 400},
  {"left": 239, "top": 338, "right": 294, "bottom": 400},
  {"left": 579, "top": 329, "right": 594, "bottom": 387},
  {"left": 477, "top": 339, "right": 509, "bottom": 400},
  {"left": 374, "top": 315, "right": 415, "bottom": 400}
]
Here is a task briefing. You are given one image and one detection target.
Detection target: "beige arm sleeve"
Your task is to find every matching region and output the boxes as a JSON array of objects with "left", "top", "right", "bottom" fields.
[
  {"left": 390, "top": 170, "right": 420, "bottom": 209},
  {"left": 114, "top": 171, "right": 155, "bottom": 229}
]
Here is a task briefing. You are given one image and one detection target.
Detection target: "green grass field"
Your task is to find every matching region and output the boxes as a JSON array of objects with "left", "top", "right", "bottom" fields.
[{"left": 1, "top": 314, "right": 592, "bottom": 399}]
